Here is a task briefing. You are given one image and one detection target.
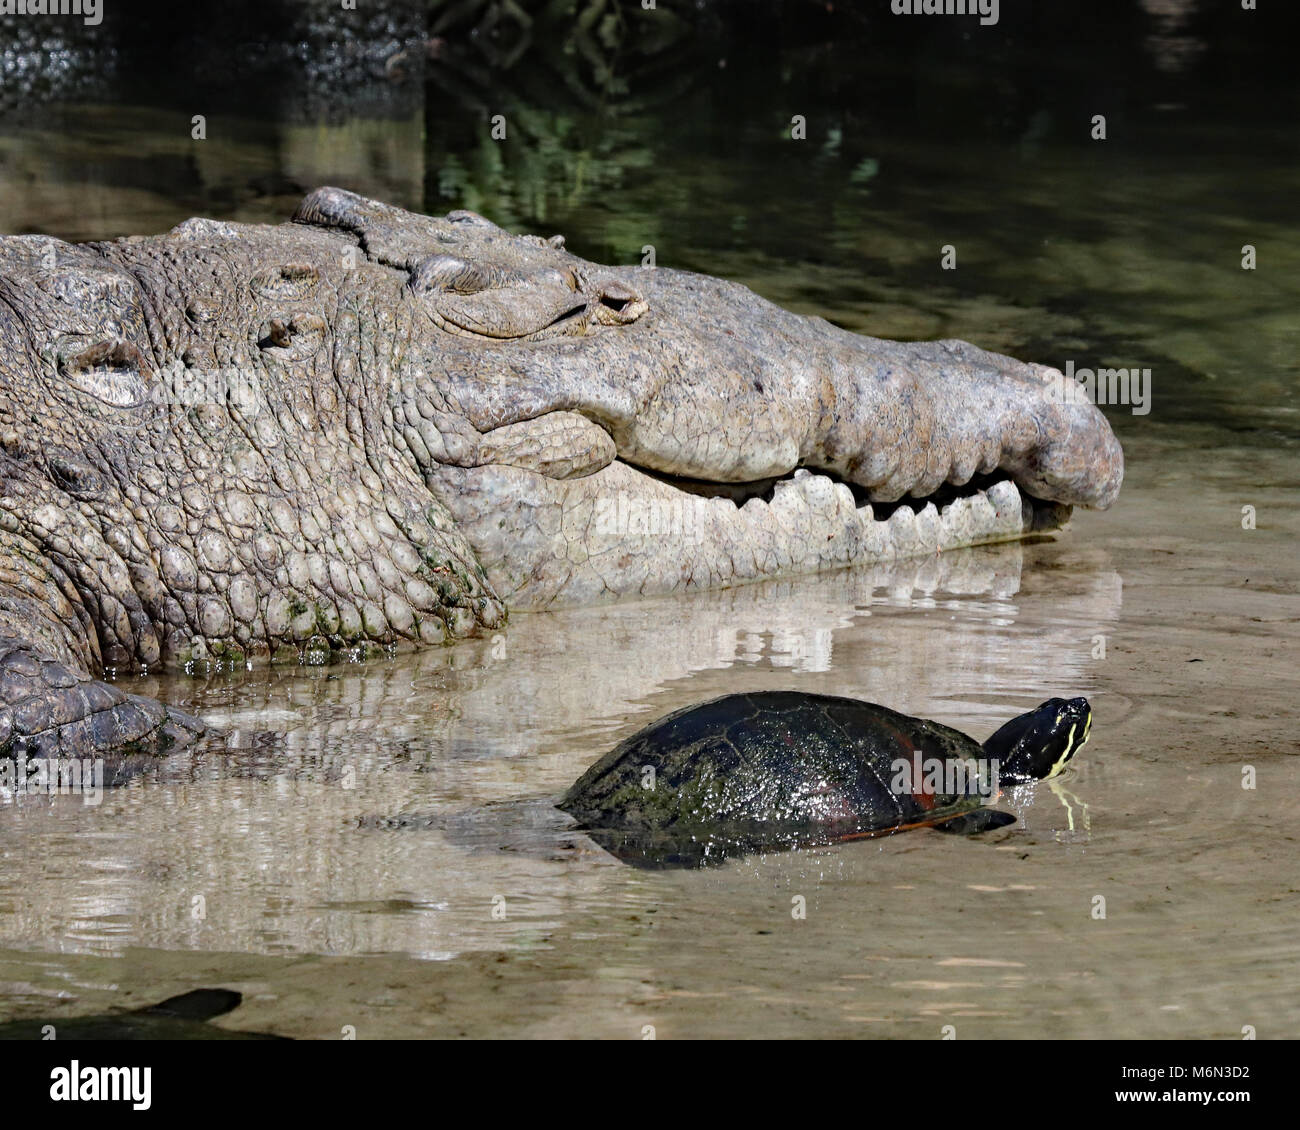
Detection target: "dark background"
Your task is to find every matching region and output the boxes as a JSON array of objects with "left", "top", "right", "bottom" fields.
[{"left": 2, "top": 0, "right": 1296, "bottom": 437}]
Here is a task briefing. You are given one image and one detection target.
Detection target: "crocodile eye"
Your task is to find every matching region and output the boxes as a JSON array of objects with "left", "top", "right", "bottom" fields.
[
  {"left": 541, "top": 268, "right": 581, "bottom": 292},
  {"left": 408, "top": 254, "right": 492, "bottom": 296},
  {"left": 56, "top": 337, "right": 151, "bottom": 409},
  {"left": 249, "top": 263, "right": 320, "bottom": 300}
]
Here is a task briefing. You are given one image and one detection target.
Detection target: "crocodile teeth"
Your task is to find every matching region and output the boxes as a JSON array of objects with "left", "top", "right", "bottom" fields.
[{"left": 428, "top": 457, "right": 1072, "bottom": 609}]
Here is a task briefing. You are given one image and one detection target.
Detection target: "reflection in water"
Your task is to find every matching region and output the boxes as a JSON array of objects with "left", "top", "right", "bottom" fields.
[
  {"left": 0, "top": 541, "right": 1121, "bottom": 960},
  {"left": 1139, "top": 0, "right": 1205, "bottom": 73}
]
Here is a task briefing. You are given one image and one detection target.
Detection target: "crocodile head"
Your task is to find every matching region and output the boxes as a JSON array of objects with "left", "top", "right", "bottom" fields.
[
  {"left": 289, "top": 189, "right": 1121, "bottom": 608},
  {"left": 0, "top": 187, "right": 1121, "bottom": 679}
]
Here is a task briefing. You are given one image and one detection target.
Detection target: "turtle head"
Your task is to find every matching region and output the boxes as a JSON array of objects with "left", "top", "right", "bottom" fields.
[{"left": 985, "top": 697, "right": 1091, "bottom": 784}]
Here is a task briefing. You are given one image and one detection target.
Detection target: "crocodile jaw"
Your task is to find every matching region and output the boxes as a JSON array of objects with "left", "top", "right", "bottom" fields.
[{"left": 430, "top": 458, "right": 1070, "bottom": 609}]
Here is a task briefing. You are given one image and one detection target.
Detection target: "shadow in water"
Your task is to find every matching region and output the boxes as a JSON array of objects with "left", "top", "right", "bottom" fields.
[{"left": 0, "top": 989, "right": 288, "bottom": 1041}]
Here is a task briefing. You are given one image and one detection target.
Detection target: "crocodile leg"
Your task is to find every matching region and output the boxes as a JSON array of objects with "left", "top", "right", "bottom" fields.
[{"left": 0, "top": 531, "right": 204, "bottom": 761}]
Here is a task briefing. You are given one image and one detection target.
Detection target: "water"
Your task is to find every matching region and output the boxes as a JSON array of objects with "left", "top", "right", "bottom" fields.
[{"left": 0, "top": 9, "right": 1297, "bottom": 1038}]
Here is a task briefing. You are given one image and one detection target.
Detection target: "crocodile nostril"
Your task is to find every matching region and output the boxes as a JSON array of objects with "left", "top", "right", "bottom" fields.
[{"left": 595, "top": 283, "right": 647, "bottom": 325}]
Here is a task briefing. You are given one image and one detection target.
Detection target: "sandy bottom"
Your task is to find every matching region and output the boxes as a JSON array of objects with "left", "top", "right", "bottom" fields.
[{"left": 0, "top": 425, "right": 1296, "bottom": 1039}]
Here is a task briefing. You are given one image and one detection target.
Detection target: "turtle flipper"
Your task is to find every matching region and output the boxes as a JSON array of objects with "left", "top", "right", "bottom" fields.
[{"left": 932, "top": 809, "right": 1017, "bottom": 835}]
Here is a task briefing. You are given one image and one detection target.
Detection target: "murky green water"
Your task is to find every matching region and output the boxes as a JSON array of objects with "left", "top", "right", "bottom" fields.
[{"left": 1, "top": 13, "right": 1297, "bottom": 1038}]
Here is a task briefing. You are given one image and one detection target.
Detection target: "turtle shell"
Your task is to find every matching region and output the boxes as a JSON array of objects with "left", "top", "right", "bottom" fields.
[{"left": 560, "top": 691, "right": 994, "bottom": 862}]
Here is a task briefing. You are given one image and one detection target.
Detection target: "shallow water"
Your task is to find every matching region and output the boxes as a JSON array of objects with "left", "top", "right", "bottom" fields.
[
  {"left": 1, "top": 12, "right": 1298, "bottom": 1038},
  {"left": 1, "top": 430, "right": 1295, "bottom": 1038}
]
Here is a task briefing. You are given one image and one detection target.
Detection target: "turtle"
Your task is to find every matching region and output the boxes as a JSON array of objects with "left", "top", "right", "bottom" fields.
[
  {"left": 558, "top": 691, "right": 1091, "bottom": 867},
  {"left": 0, "top": 989, "right": 289, "bottom": 1041}
]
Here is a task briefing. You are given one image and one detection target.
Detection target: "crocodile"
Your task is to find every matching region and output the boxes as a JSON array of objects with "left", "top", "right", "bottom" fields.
[{"left": 0, "top": 187, "right": 1122, "bottom": 760}]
